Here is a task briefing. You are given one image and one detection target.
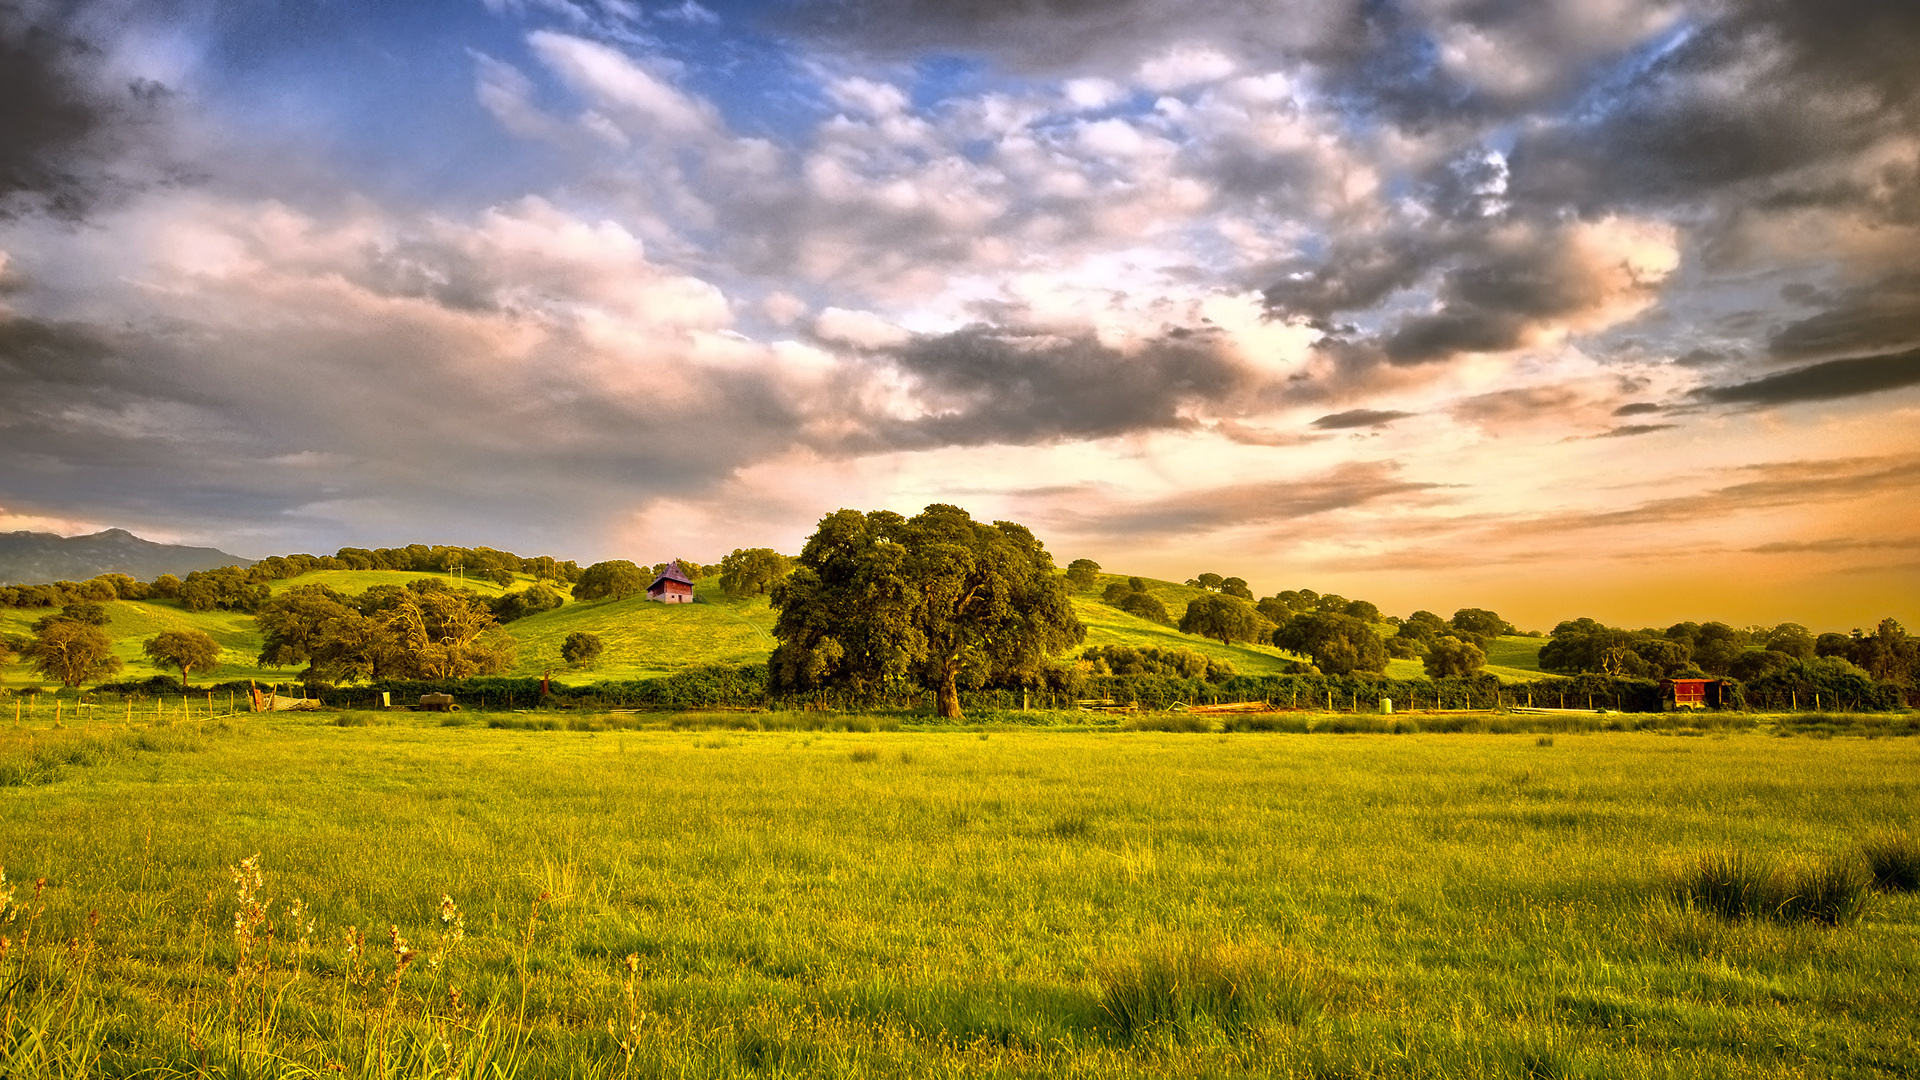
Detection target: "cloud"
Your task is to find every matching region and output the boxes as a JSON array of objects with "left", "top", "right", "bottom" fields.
[
  {"left": 1589, "top": 423, "right": 1677, "bottom": 439},
  {"left": 1378, "top": 217, "right": 1678, "bottom": 364},
  {"left": 1038, "top": 460, "right": 1444, "bottom": 541},
  {"left": 1746, "top": 536, "right": 1920, "bottom": 554},
  {"left": 841, "top": 323, "right": 1252, "bottom": 451},
  {"left": 0, "top": 193, "right": 821, "bottom": 550},
  {"left": 0, "top": 3, "right": 171, "bottom": 220},
  {"left": 1767, "top": 273, "right": 1920, "bottom": 360},
  {"left": 1210, "top": 419, "right": 1323, "bottom": 446},
  {"left": 1693, "top": 348, "right": 1920, "bottom": 407},
  {"left": 1310, "top": 408, "right": 1411, "bottom": 430}
]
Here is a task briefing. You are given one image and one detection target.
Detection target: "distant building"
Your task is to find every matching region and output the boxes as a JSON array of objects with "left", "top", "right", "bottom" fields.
[
  {"left": 646, "top": 561, "right": 695, "bottom": 603},
  {"left": 1661, "top": 678, "right": 1727, "bottom": 710}
]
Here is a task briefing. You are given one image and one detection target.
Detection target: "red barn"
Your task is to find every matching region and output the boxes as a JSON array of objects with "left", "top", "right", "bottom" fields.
[
  {"left": 1661, "top": 678, "right": 1727, "bottom": 710},
  {"left": 646, "top": 561, "right": 695, "bottom": 603}
]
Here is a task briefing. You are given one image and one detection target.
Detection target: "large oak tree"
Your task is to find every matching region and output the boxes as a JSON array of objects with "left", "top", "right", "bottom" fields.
[{"left": 770, "top": 505, "right": 1084, "bottom": 719}]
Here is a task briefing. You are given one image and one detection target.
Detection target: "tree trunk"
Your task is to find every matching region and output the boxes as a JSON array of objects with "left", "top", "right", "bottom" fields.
[{"left": 936, "top": 668, "right": 963, "bottom": 719}]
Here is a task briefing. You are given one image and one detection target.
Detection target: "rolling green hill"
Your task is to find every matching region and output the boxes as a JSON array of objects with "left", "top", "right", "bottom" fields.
[
  {"left": 1069, "top": 573, "right": 1307, "bottom": 674},
  {"left": 3, "top": 566, "right": 1551, "bottom": 691},
  {"left": 506, "top": 582, "right": 776, "bottom": 680}
]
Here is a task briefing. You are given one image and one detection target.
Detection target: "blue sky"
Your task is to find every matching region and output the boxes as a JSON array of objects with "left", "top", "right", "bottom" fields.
[{"left": 2, "top": 0, "right": 1918, "bottom": 628}]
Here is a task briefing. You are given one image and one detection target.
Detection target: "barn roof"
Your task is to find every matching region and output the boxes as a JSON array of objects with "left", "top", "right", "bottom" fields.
[{"left": 650, "top": 560, "right": 693, "bottom": 588}]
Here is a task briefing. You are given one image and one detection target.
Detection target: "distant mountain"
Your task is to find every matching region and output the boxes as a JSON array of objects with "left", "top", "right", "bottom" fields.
[{"left": 0, "top": 529, "right": 253, "bottom": 586}]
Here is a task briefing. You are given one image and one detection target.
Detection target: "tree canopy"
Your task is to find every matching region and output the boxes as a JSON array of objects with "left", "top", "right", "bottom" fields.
[
  {"left": 1423, "top": 634, "right": 1486, "bottom": 679},
  {"left": 1064, "top": 558, "right": 1101, "bottom": 590},
  {"left": 717, "top": 548, "right": 795, "bottom": 599},
  {"left": 769, "top": 505, "right": 1084, "bottom": 718},
  {"left": 1273, "top": 612, "right": 1386, "bottom": 676},
  {"left": 143, "top": 629, "right": 224, "bottom": 688},
  {"left": 256, "top": 580, "right": 514, "bottom": 683},
  {"left": 562, "top": 631, "right": 604, "bottom": 669},
  {"left": 1178, "top": 593, "right": 1270, "bottom": 647},
  {"left": 30, "top": 620, "right": 122, "bottom": 687},
  {"left": 572, "top": 560, "right": 649, "bottom": 601}
]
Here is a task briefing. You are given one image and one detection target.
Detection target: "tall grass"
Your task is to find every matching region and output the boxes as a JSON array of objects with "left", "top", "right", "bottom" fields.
[
  {"left": 1863, "top": 833, "right": 1920, "bottom": 892},
  {"left": 0, "top": 714, "right": 1916, "bottom": 1076},
  {"left": 1673, "top": 850, "right": 1872, "bottom": 925}
]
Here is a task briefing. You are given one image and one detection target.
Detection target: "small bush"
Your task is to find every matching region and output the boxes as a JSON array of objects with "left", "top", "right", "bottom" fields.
[
  {"left": 1863, "top": 833, "right": 1920, "bottom": 892},
  {"left": 848, "top": 748, "right": 879, "bottom": 763}
]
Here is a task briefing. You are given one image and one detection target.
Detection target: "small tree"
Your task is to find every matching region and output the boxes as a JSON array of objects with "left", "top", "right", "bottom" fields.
[
  {"left": 1064, "top": 558, "right": 1101, "bottom": 591},
  {"left": 144, "top": 629, "right": 224, "bottom": 689},
  {"left": 31, "top": 620, "right": 123, "bottom": 687},
  {"left": 1118, "top": 591, "right": 1171, "bottom": 624},
  {"left": 561, "top": 631, "right": 604, "bottom": 669}
]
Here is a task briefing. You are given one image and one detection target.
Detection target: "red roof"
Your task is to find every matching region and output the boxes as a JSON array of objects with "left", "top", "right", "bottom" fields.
[{"left": 649, "top": 560, "right": 693, "bottom": 588}]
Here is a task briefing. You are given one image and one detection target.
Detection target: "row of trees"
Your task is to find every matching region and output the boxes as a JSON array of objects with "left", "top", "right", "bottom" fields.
[
  {"left": 566, "top": 549, "right": 796, "bottom": 603},
  {"left": 254, "top": 579, "right": 517, "bottom": 683},
  {"left": 1535, "top": 617, "right": 1917, "bottom": 685},
  {"left": 0, "top": 545, "right": 588, "bottom": 612}
]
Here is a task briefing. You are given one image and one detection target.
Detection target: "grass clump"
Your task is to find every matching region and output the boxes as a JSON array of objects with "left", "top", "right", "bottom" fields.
[
  {"left": 1095, "top": 940, "right": 1316, "bottom": 1044},
  {"left": 1674, "top": 850, "right": 1872, "bottom": 925},
  {"left": 1862, "top": 832, "right": 1920, "bottom": 892}
]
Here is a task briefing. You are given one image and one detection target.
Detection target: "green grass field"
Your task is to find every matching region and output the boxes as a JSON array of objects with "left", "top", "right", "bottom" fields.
[{"left": 1, "top": 713, "right": 1914, "bottom": 1077}]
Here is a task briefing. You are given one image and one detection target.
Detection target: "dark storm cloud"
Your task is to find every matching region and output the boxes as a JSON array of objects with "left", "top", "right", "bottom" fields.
[
  {"left": 841, "top": 324, "right": 1250, "bottom": 451},
  {"left": 1042, "top": 460, "right": 1442, "bottom": 540},
  {"left": 1506, "top": 1, "right": 1920, "bottom": 215},
  {"left": 0, "top": 2, "right": 171, "bottom": 219},
  {"left": 0, "top": 292, "right": 812, "bottom": 554},
  {"left": 1692, "top": 348, "right": 1920, "bottom": 407},
  {"left": 1767, "top": 274, "right": 1920, "bottom": 361},
  {"left": 1310, "top": 408, "right": 1412, "bottom": 430}
]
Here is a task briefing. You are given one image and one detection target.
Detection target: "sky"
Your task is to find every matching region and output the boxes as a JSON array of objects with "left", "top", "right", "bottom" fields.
[{"left": 1, "top": 0, "right": 1917, "bottom": 632}]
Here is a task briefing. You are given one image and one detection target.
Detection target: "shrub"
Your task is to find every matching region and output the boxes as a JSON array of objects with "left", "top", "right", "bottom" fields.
[
  {"left": 1118, "top": 592, "right": 1171, "bottom": 624},
  {"left": 1863, "top": 833, "right": 1920, "bottom": 892}
]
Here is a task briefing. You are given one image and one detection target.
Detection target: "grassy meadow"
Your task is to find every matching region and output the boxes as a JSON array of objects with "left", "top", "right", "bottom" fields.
[{"left": 3, "top": 709, "right": 1917, "bottom": 1077}]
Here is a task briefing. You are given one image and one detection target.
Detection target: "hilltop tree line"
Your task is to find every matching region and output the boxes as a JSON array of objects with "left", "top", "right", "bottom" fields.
[{"left": 0, "top": 545, "right": 588, "bottom": 614}]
